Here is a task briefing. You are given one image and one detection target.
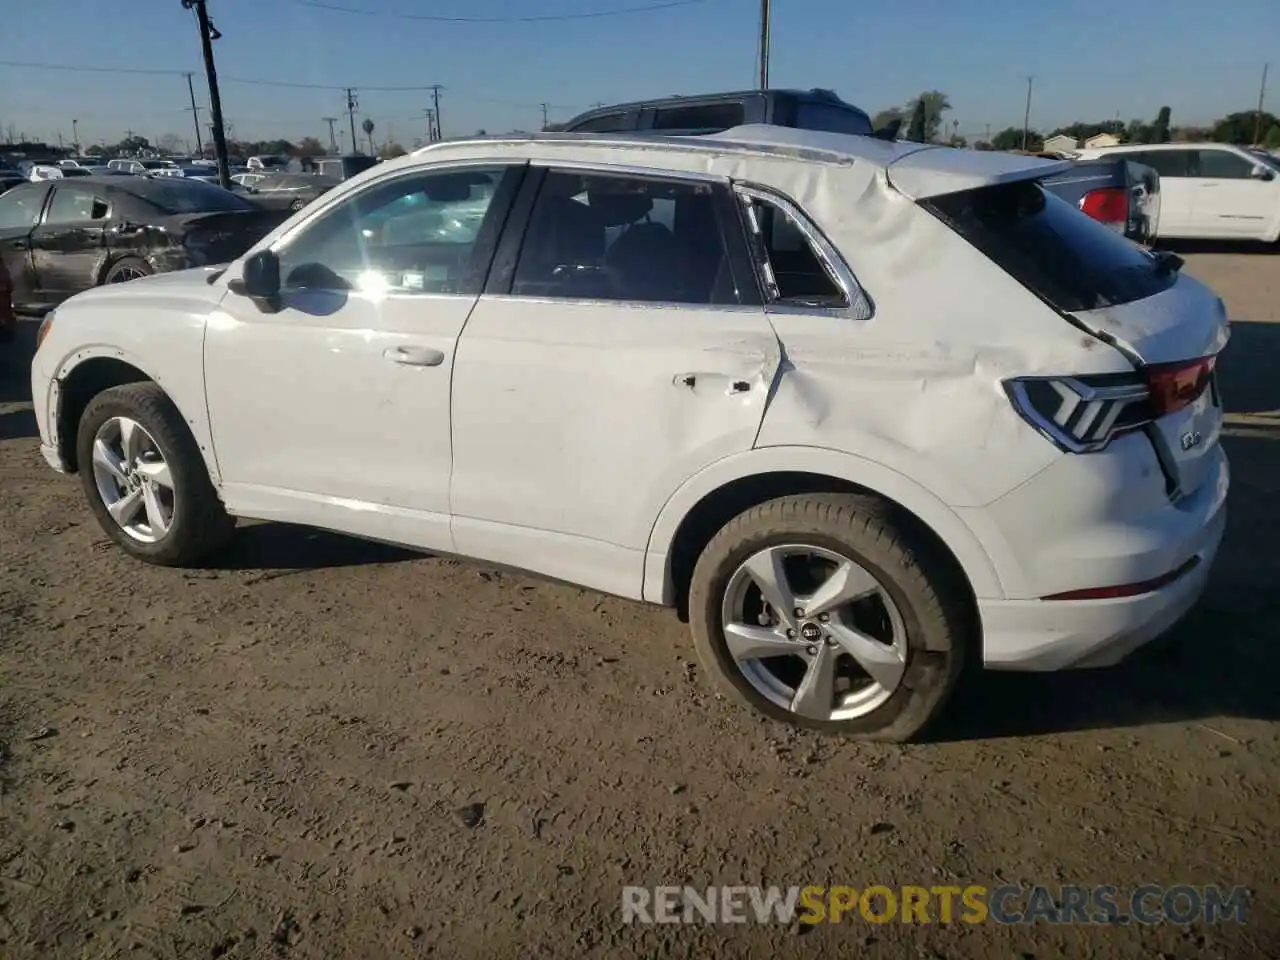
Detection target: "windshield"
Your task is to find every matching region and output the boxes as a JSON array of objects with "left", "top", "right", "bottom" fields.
[
  {"left": 126, "top": 177, "right": 254, "bottom": 214},
  {"left": 924, "top": 179, "right": 1176, "bottom": 312},
  {"left": 1250, "top": 150, "right": 1280, "bottom": 172}
]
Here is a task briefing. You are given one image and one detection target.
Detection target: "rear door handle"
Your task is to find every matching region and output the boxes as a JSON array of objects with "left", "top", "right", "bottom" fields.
[{"left": 384, "top": 345, "right": 445, "bottom": 367}]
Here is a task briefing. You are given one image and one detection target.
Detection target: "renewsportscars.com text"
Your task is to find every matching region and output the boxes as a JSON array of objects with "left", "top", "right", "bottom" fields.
[{"left": 622, "top": 884, "right": 1250, "bottom": 926}]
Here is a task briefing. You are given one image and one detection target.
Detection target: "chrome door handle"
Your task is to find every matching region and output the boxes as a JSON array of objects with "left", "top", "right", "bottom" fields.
[{"left": 384, "top": 345, "right": 445, "bottom": 367}]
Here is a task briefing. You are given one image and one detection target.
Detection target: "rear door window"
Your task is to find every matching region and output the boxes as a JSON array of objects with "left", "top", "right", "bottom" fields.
[
  {"left": 651, "top": 102, "right": 745, "bottom": 133},
  {"left": 924, "top": 180, "right": 1176, "bottom": 312},
  {"left": 568, "top": 113, "right": 635, "bottom": 133}
]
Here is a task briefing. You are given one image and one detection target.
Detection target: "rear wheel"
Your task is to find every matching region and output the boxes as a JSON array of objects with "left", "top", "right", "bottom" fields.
[
  {"left": 288, "top": 198, "right": 307, "bottom": 212},
  {"left": 76, "top": 383, "right": 234, "bottom": 566},
  {"left": 688, "top": 494, "right": 970, "bottom": 741},
  {"left": 103, "top": 257, "right": 152, "bottom": 284}
]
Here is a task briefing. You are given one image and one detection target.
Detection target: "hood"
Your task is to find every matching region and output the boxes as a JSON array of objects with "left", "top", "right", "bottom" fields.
[
  {"left": 64, "top": 266, "right": 227, "bottom": 309},
  {"left": 886, "top": 147, "right": 1071, "bottom": 200}
]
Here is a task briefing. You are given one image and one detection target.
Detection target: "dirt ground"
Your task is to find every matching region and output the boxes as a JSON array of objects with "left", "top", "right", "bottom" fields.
[{"left": 1, "top": 252, "right": 1278, "bottom": 959}]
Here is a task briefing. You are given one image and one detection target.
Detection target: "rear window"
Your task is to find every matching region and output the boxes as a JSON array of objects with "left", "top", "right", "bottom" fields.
[
  {"left": 924, "top": 180, "right": 1175, "bottom": 312},
  {"left": 652, "top": 102, "right": 745, "bottom": 133},
  {"left": 126, "top": 177, "right": 254, "bottom": 214},
  {"left": 567, "top": 113, "right": 633, "bottom": 133},
  {"left": 791, "top": 101, "right": 874, "bottom": 136}
]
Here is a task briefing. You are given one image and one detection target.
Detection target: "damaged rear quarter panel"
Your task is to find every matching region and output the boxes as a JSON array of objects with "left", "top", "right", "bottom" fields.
[{"left": 754, "top": 166, "right": 1134, "bottom": 511}]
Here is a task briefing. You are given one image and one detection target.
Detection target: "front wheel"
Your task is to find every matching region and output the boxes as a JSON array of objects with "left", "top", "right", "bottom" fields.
[
  {"left": 288, "top": 198, "right": 307, "bottom": 212},
  {"left": 688, "top": 494, "right": 970, "bottom": 741},
  {"left": 76, "top": 383, "right": 234, "bottom": 566}
]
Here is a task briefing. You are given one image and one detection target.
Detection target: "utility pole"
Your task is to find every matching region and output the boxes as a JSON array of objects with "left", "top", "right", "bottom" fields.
[
  {"left": 429, "top": 84, "right": 443, "bottom": 139},
  {"left": 72, "top": 119, "right": 80, "bottom": 154},
  {"left": 182, "top": 0, "right": 231, "bottom": 187},
  {"left": 985, "top": 123, "right": 991, "bottom": 143},
  {"left": 540, "top": 103, "right": 549, "bottom": 131},
  {"left": 345, "top": 88, "right": 359, "bottom": 155},
  {"left": 1254, "top": 62, "right": 1270, "bottom": 146},
  {"left": 1021, "top": 75, "right": 1035, "bottom": 151},
  {"left": 757, "top": 0, "right": 771, "bottom": 89},
  {"left": 322, "top": 117, "right": 339, "bottom": 154},
  {"left": 184, "top": 72, "right": 204, "bottom": 158},
  {"left": 425, "top": 109, "right": 437, "bottom": 143},
  {"left": 57, "top": 130, "right": 64, "bottom": 150}
]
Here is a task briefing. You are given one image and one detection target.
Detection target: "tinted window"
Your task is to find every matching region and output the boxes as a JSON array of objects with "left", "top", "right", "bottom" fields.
[
  {"left": 1193, "top": 149, "right": 1255, "bottom": 179},
  {"left": 651, "top": 102, "right": 745, "bottom": 133},
  {"left": 791, "top": 101, "right": 874, "bottom": 136},
  {"left": 59, "top": 168, "right": 92, "bottom": 177},
  {"left": 741, "top": 196, "right": 846, "bottom": 307},
  {"left": 45, "top": 187, "right": 108, "bottom": 224},
  {"left": 924, "top": 180, "right": 1176, "bottom": 312},
  {"left": 126, "top": 178, "right": 254, "bottom": 214},
  {"left": 513, "top": 170, "right": 732, "bottom": 304},
  {"left": 567, "top": 113, "right": 634, "bottom": 133},
  {"left": 1133, "top": 150, "right": 1191, "bottom": 178},
  {"left": 275, "top": 167, "right": 510, "bottom": 294},
  {"left": 0, "top": 186, "right": 49, "bottom": 230}
]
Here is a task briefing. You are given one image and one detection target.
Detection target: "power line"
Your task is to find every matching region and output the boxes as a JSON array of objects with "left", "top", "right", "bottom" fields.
[
  {"left": 287, "top": 0, "right": 704, "bottom": 22},
  {"left": 0, "top": 59, "right": 442, "bottom": 91}
]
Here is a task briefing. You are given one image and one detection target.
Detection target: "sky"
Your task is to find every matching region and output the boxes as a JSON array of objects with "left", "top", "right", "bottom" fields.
[{"left": 1, "top": 0, "right": 1276, "bottom": 151}]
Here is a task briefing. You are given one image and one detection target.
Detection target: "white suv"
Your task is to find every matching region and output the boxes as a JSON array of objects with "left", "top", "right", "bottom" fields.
[
  {"left": 29, "top": 129, "right": 1230, "bottom": 740},
  {"left": 1076, "top": 142, "right": 1280, "bottom": 242}
]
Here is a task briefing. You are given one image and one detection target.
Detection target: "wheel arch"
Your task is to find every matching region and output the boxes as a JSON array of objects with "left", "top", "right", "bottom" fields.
[
  {"left": 645, "top": 447, "right": 1013, "bottom": 618},
  {"left": 53, "top": 350, "right": 216, "bottom": 481}
]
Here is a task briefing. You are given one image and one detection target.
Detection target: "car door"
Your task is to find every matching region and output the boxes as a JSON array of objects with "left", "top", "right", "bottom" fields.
[
  {"left": 1188, "top": 148, "right": 1276, "bottom": 239},
  {"left": 0, "top": 183, "right": 52, "bottom": 310},
  {"left": 29, "top": 183, "right": 109, "bottom": 299},
  {"left": 206, "top": 162, "right": 525, "bottom": 552},
  {"left": 448, "top": 164, "right": 779, "bottom": 599},
  {"left": 1132, "top": 149, "right": 1194, "bottom": 237}
]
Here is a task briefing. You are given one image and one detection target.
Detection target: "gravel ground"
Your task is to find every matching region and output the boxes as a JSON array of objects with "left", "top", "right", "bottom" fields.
[{"left": 1, "top": 252, "right": 1277, "bottom": 959}]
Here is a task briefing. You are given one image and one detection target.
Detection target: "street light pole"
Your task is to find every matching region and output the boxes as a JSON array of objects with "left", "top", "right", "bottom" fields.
[
  {"left": 1021, "top": 75, "right": 1035, "bottom": 151},
  {"left": 182, "top": 0, "right": 231, "bottom": 187},
  {"left": 757, "top": 0, "right": 771, "bottom": 89},
  {"left": 1254, "top": 63, "right": 1270, "bottom": 146},
  {"left": 184, "top": 72, "right": 204, "bottom": 158}
]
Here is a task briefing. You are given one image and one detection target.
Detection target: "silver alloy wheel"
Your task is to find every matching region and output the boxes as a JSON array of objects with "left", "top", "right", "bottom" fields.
[
  {"left": 720, "top": 544, "right": 908, "bottom": 721},
  {"left": 108, "top": 265, "right": 147, "bottom": 283},
  {"left": 90, "top": 416, "right": 175, "bottom": 543}
]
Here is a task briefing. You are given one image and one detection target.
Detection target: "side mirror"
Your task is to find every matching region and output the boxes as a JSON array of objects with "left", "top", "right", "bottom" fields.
[
  {"left": 1250, "top": 165, "right": 1274, "bottom": 181},
  {"left": 227, "top": 250, "right": 281, "bottom": 312}
]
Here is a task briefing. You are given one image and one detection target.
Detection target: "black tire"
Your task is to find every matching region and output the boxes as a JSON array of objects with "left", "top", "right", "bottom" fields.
[
  {"left": 76, "top": 382, "right": 234, "bottom": 566},
  {"left": 288, "top": 198, "right": 306, "bottom": 212},
  {"left": 103, "top": 257, "right": 153, "bottom": 285},
  {"left": 688, "top": 494, "right": 971, "bottom": 742}
]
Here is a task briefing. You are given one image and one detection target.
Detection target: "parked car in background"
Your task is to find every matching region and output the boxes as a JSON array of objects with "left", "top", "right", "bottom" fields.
[
  {"left": 289, "top": 154, "right": 379, "bottom": 181},
  {"left": 28, "top": 128, "right": 1228, "bottom": 741},
  {"left": 1075, "top": 142, "right": 1280, "bottom": 242},
  {"left": 1040, "top": 157, "right": 1161, "bottom": 243},
  {"left": 107, "top": 159, "right": 178, "bottom": 175},
  {"left": 246, "top": 155, "right": 289, "bottom": 171},
  {"left": 244, "top": 172, "right": 342, "bottom": 212},
  {"left": 231, "top": 171, "right": 266, "bottom": 189},
  {"left": 0, "top": 175, "right": 286, "bottom": 314},
  {"left": 0, "top": 173, "right": 28, "bottom": 196},
  {"left": 29, "top": 165, "right": 94, "bottom": 182},
  {"left": 563, "top": 88, "right": 878, "bottom": 138}
]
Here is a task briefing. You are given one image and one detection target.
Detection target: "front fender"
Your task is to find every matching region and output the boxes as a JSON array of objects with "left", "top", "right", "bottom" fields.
[{"left": 642, "top": 445, "right": 1019, "bottom": 605}]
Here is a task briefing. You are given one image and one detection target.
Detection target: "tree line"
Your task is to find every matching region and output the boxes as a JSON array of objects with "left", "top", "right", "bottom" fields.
[
  {"left": 84, "top": 134, "right": 410, "bottom": 160},
  {"left": 872, "top": 92, "right": 1280, "bottom": 152}
]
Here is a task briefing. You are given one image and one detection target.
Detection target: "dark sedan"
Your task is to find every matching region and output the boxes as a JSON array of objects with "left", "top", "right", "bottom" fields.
[
  {"left": 244, "top": 172, "right": 341, "bottom": 213},
  {"left": 0, "top": 175, "right": 288, "bottom": 314}
]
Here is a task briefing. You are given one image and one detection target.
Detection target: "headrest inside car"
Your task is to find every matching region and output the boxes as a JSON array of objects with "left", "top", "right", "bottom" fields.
[{"left": 587, "top": 191, "right": 653, "bottom": 227}]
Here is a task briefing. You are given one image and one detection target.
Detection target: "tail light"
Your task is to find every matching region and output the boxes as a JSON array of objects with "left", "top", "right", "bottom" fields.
[
  {"left": 1079, "top": 187, "right": 1128, "bottom": 227},
  {"left": 1005, "top": 356, "right": 1216, "bottom": 453}
]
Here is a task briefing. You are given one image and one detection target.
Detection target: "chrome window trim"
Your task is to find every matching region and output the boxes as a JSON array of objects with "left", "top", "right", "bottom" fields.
[{"left": 733, "top": 182, "right": 873, "bottom": 321}]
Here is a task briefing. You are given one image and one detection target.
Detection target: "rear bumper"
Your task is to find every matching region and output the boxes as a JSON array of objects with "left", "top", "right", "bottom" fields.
[{"left": 979, "top": 464, "right": 1226, "bottom": 671}]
